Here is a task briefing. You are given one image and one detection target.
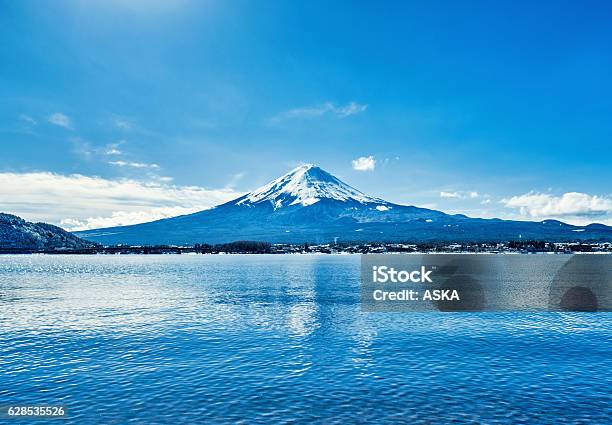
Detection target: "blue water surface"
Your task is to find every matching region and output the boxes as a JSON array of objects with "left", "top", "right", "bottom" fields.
[{"left": 0, "top": 255, "right": 610, "bottom": 424}]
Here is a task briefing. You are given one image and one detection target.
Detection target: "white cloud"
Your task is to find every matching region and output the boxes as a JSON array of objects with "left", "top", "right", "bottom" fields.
[
  {"left": 106, "top": 148, "right": 122, "bottom": 155},
  {"left": 48, "top": 112, "right": 73, "bottom": 129},
  {"left": 60, "top": 207, "right": 204, "bottom": 231},
  {"left": 271, "top": 101, "right": 367, "bottom": 122},
  {"left": 503, "top": 192, "right": 612, "bottom": 221},
  {"left": 0, "top": 172, "right": 242, "bottom": 231},
  {"left": 440, "top": 191, "right": 479, "bottom": 199},
  {"left": 440, "top": 191, "right": 460, "bottom": 199},
  {"left": 109, "top": 160, "right": 160, "bottom": 169},
  {"left": 105, "top": 142, "right": 124, "bottom": 156},
  {"left": 351, "top": 156, "right": 376, "bottom": 171}
]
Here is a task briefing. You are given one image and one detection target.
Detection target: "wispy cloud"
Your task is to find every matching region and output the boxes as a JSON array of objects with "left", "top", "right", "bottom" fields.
[
  {"left": 47, "top": 112, "right": 73, "bottom": 130},
  {"left": 112, "top": 115, "right": 134, "bottom": 130},
  {"left": 106, "top": 147, "right": 122, "bottom": 155},
  {"left": 0, "top": 172, "right": 242, "bottom": 231},
  {"left": 351, "top": 156, "right": 376, "bottom": 172},
  {"left": 439, "top": 191, "right": 479, "bottom": 199},
  {"left": 109, "top": 160, "right": 160, "bottom": 169},
  {"left": 70, "top": 137, "right": 94, "bottom": 160},
  {"left": 69, "top": 137, "right": 159, "bottom": 172},
  {"left": 71, "top": 139, "right": 130, "bottom": 161},
  {"left": 105, "top": 141, "right": 125, "bottom": 156},
  {"left": 226, "top": 172, "right": 246, "bottom": 189},
  {"left": 333, "top": 102, "right": 368, "bottom": 117},
  {"left": 503, "top": 192, "right": 612, "bottom": 222},
  {"left": 271, "top": 101, "right": 367, "bottom": 123},
  {"left": 19, "top": 114, "right": 37, "bottom": 126}
]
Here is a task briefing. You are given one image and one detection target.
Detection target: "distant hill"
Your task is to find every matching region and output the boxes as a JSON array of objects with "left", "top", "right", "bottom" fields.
[
  {"left": 75, "top": 165, "right": 612, "bottom": 245},
  {"left": 0, "top": 213, "right": 97, "bottom": 250}
]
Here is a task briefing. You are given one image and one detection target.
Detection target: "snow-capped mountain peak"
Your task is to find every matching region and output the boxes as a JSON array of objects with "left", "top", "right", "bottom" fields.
[
  {"left": 75, "top": 164, "right": 612, "bottom": 246},
  {"left": 236, "top": 164, "right": 384, "bottom": 208}
]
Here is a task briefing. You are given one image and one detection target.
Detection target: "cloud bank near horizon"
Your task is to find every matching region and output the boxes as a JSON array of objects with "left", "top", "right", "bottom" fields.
[
  {"left": 0, "top": 172, "right": 242, "bottom": 231},
  {"left": 502, "top": 192, "right": 612, "bottom": 226}
]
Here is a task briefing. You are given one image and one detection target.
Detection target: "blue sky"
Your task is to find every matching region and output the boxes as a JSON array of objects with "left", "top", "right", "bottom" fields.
[{"left": 1, "top": 0, "right": 612, "bottom": 229}]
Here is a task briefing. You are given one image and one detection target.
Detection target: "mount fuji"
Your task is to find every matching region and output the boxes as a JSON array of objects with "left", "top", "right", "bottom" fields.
[{"left": 75, "top": 165, "right": 612, "bottom": 245}]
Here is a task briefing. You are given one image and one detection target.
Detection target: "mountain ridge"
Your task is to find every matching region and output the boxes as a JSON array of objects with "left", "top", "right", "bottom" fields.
[
  {"left": 0, "top": 213, "right": 98, "bottom": 250},
  {"left": 75, "top": 165, "right": 612, "bottom": 245}
]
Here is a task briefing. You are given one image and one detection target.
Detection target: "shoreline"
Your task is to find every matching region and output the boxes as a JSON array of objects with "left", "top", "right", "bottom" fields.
[
  {"left": 1, "top": 249, "right": 611, "bottom": 255},
  {"left": 2, "top": 240, "right": 611, "bottom": 255}
]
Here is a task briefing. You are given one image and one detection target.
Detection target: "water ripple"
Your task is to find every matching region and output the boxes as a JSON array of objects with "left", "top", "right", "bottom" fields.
[{"left": 0, "top": 255, "right": 610, "bottom": 424}]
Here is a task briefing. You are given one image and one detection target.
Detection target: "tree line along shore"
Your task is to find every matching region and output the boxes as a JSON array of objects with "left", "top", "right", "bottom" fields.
[{"left": 0, "top": 240, "right": 610, "bottom": 255}]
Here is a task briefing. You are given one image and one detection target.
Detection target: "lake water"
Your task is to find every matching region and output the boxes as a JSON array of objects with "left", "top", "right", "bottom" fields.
[{"left": 0, "top": 255, "right": 610, "bottom": 424}]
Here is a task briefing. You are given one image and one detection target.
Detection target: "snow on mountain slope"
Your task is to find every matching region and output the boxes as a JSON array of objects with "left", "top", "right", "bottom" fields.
[
  {"left": 74, "top": 164, "right": 612, "bottom": 245},
  {"left": 236, "top": 164, "right": 387, "bottom": 208}
]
